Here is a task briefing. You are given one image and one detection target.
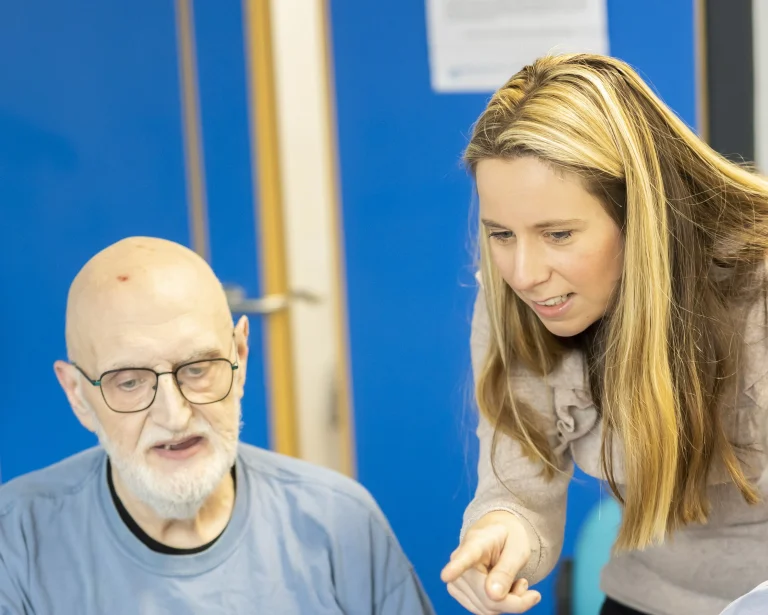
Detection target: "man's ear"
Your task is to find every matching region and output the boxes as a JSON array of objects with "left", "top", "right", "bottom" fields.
[
  {"left": 53, "top": 361, "right": 96, "bottom": 432},
  {"left": 233, "top": 316, "right": 249, "bottom": 398}
]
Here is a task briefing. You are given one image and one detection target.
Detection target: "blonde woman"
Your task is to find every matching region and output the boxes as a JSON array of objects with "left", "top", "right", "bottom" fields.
[{"left": 440, "top": 54, "right": 768, "bottom": 615}]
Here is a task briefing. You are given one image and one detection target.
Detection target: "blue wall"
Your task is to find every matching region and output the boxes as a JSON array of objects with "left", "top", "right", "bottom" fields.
[
  {"left": 0, "top": 0, "right": 190, "bottom": 481},
  {"left": 0, "top": 0, "right": 268, "bottom": 483},
  {"left": 330, "top": 1, "right": 698, "bottom": 613}
]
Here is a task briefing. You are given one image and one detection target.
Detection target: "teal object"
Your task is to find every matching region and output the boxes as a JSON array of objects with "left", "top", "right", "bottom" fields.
[{"left": 573, "top": 497, "right": 622, "bottom": 615}]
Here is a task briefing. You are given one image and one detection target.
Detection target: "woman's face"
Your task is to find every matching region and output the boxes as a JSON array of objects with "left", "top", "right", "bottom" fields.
[{"left": 477, "top": 156, "right": 624, "bottom": 337}]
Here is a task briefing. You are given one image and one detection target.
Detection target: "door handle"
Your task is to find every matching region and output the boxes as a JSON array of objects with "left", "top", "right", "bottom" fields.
[{"left": 223, "top": 283, "right": 321, "bottom": 315}]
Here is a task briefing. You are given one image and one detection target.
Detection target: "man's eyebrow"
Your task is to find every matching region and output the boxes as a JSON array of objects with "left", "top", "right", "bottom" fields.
[
  {"left": 174, "top": 348, "right": 224, "bottom": 366},
  {"left": 102, "top": 359, "right": 146, "bottom": 373},
  {"left": 102, "top": 348, "right": 223, "bottom": 372}
]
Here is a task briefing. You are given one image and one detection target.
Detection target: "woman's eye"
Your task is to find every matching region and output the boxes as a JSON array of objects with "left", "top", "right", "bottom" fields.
[
  {"left": 547, "top": 231, "right": 573, "bottom": 243},
  {"left": 488, "top": 231, "right": 514, "bottom": 242}
]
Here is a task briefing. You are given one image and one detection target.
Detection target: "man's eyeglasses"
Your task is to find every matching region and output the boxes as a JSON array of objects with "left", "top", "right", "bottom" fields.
[{"left": 73, "top": 350, "right": 239, "bottom": 414}]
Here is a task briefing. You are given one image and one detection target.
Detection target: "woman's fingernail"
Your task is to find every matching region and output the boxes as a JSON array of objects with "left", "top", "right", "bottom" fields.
[
  {"left": 520, "top": 579, "right": 528, "bottom": 591},
  {"left": 491, "top": 581, "right": 504, "bottom": 595}
]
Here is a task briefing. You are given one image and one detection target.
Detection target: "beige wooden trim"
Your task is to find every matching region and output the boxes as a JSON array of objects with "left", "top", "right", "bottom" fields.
[
  {"left": 242, "top": 0, "right": 299, "bottom": 457},
  {"left": 318, "top": 0, "right": 357, "bottom": 477}
]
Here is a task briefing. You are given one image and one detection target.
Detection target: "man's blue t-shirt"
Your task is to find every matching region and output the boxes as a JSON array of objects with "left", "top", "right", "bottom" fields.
[{"left": 0, "top": 444, "right": 435, "bottom": 614}]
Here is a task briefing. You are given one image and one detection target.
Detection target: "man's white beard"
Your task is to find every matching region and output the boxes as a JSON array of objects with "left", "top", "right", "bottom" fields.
[{"left": 90, "top": 403, "right": 241, "bottom": 521}]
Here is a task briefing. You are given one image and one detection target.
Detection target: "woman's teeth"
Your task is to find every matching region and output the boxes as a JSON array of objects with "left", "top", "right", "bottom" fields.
[{"left": 535, "top": 294, "right": 571, "bottom": 306}]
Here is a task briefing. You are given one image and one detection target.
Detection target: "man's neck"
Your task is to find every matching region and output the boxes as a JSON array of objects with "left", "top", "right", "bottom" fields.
[{"left": 110, "top": 465, "right": 236, "bottom": 550}]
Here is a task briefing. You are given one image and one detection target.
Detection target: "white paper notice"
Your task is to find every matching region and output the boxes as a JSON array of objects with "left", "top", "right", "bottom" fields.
[{"left": 425, "top": 0, "right": 609, "bottom": 93}]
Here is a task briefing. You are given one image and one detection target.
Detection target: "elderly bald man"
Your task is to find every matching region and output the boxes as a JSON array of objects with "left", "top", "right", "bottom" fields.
[{"left": 0, "top": 237, "right": 434, "bottom": 615}]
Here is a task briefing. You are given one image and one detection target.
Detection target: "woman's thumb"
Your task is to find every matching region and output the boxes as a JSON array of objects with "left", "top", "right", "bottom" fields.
[{"left": 485, "top": 543, "right": 528, "bottom": 601}]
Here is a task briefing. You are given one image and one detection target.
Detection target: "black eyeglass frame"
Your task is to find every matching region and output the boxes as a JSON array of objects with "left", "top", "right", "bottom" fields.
[{"left": 72, "top": 338, "right": 239, "bottom": 414}]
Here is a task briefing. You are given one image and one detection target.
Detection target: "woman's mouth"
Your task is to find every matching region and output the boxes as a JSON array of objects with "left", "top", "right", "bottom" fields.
[
  {"left": 532, "top": 294, "right": 572, "bottom": 307},
  {"left": 530, "top": 293, "right": 575, "bottom": 318}
]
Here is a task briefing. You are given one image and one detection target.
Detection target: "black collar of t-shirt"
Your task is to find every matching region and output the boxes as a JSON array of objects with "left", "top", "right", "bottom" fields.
[{"left": 106, "top": 459, "right": 236, "bottom": 555}]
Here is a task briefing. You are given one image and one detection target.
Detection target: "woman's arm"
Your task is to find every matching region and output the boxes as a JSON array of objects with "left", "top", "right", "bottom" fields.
[{"left": 461, "top": 287, "right": 573, "bottom": 584}]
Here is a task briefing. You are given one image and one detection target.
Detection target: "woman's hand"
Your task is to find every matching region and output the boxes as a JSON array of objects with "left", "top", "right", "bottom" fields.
[{"left": 441, "top": 511, "right": 541, "bottom": 614}]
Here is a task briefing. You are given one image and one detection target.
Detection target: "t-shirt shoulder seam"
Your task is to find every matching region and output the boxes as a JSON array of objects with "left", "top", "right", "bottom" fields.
[
  {"left": 241, "top": 455, "right": 392, "bottom": 528},
  {"left": 241, "top": 456, "right": 364, "bottom": 500},
  {"left": 0, "top": 456, "right": 102, "bottom": 517}
]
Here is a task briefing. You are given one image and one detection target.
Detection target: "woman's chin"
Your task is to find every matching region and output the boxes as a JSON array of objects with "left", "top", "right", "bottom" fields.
[{"left": 537, "top": 312, "right": 599, "bottom": 338}]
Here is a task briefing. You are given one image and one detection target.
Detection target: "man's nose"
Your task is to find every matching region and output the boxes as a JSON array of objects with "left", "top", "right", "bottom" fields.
[{"left": 149, "top": 373, "right": 193, "bottom": 432}]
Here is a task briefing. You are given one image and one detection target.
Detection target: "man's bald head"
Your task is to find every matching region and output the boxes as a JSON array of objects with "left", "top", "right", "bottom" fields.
[{"left": 65, "top": 237, "right": 232, "bottom": 365}]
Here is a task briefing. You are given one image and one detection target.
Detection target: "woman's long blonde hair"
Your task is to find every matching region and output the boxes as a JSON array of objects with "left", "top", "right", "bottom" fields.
[{"left": 467, "top": 54, "right": 768, "bottom": 551}]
